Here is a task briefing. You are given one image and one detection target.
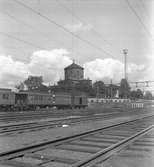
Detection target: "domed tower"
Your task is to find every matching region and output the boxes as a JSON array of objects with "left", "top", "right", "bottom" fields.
[{"left": 64, "top": 61, "right": 84, "bottom": 82}]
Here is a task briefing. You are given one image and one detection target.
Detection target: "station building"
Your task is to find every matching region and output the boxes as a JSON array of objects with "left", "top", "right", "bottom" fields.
[
  {"left": 52, "top": 61, "right": 92, "bottom": 93},
  {"left": 64, "top": 62, "right": 84, "bottom": 83}
]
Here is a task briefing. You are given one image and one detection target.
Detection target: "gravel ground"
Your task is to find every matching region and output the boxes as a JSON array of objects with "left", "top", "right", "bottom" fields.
[
  {"left": 0, "top": 111, "right": 154, "bottom": 155},
  {"left": 0, "top": 116, "right": 132, "bottom": 154}
]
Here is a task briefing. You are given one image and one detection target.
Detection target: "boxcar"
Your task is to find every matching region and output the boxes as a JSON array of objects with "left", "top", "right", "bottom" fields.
[
  {"left": 15, "top": 92, "right": 73, "bottom": 110},
  {"left": 54, "top": 93, "right": 72, "bottom": 109},
  {"left": 0, "top": 89, "right": 15, "bottom": 111},
  {"left": 73, "top": 95, "right": 87, "bottom": 108},
  {"left": 15, "top": 92, "right": 54, "bottom": 110},
  {"left": 0, "top": 88, "right": 88, "bottom": 111}
]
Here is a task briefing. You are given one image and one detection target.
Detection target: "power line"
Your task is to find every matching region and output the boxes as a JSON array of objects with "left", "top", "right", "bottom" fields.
[
  {"left": 1, "top": 11, "right": 64, "bottom": 47},
  {"left": 1, "top": 11, "right": 36, "bottom": 31},
  {"left": 125, "top": 0, "right": 153, "bottom": 39},
  {"left": 56, "top": 0, "right": 111, "bottom": 46},
  {"left": 13, "top": 0, "right": 114, "bottom": 58},
  {"left": 0, "top": 32, "right": 45, "bottom": 50},
  {"left": 139, "top": 0, "right": 151, "bottom": 19},
  {"left": 139, "top": 0, "right": 153, "bottom": 28}
]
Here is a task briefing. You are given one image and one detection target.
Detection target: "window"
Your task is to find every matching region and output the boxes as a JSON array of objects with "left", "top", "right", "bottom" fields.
[
  {"left": 79, "top": 97, "right": 82, "bottom": 104},
  {"left": 2, "top": 94, "right": 9, "bottom": 100}
]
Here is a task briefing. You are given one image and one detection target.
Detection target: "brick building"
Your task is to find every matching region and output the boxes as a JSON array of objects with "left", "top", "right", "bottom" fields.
[
  {"left": 52, "top": 61, "right": 92, "bottom": 93},
  {"left": 64, "top": 62, "right": 84, "bottom": 83}
]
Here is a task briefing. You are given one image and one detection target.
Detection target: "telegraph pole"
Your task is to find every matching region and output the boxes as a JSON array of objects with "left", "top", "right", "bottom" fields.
[
  {"left": 110, "top": 79, "right": 113, "bottom": 98},
  {"left": 123, "top": 49, "right": 128, "bottom": 80},
  {"left": 96, "top": 86, "right": 99, "bottom": 99},
  {"left": 123, "top": 49, "right": 128, "bottom": 98}
]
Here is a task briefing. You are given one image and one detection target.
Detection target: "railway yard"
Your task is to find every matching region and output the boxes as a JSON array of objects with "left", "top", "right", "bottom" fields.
[
  {"left": 1, "top": 0, "right": 154, "bottom": 166},
  {"left": 0, "top": 106, "right": 154, "bottom": 167}
]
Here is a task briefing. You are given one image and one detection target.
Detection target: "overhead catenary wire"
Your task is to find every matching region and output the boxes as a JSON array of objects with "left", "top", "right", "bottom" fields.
[
  {"left": 1, "top": 11, "right": 65, "bottom": 47},
  {"left": 13, "top": 0, "right": 114, "bottom": 58},
  {"left": 56, "top": 0, "right": 111, "bottom": 46},
  {"left": 125, "top": 0, "right": 153, "bottom": 39},
  {"left": 1, "top": 11, "right": 37, "bottom": 31},
  {"left": 139, "top": 0, "right": 151, "bottom": 18},
  {"left": 0, "top": 32, "right": 45, "bottom": 50}
]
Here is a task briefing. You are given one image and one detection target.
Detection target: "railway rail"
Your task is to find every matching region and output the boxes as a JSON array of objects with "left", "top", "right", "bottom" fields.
[
  {"left": 0, "top": 110, "right": 120, "bottom": 123},
  {"left": 0, "top": 107, "right": 147, "bottom": 123},
  {"left": 0, "top": 115, "right": 154, "bottom": 167},
  {"left": 100, "top": 127, "right": 154, "bottom": 167},
  {"left": 0, "top": 112, "right": 124, "bottom": 134},
  {"left": 0, "top": 110, "right": 151, "bottom": 135}
]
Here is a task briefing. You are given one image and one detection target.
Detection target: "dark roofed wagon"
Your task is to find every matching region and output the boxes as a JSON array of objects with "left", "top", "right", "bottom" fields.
[
  {"left": 0, "top": 88, "right": 88, "bottom": 111},
  {"left": 0, "top": 89, "right": 15, "bottom": 111}
]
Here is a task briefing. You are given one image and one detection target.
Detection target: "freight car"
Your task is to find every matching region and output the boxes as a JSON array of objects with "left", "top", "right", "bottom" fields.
[
  {"left": 0, "top": 89, "right": 15, "bottom": 111},
  {"left": 0, "top": 88, "right": 87, "bottom": 111},
  {"left": 73, "top": 95, "right": 87, "bottom": 109},
  {"left": 15, "top": 91, "right": 55, "bottom": 110}
]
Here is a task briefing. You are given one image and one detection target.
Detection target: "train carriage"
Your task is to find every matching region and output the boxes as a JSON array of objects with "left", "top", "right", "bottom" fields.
[
  {"left": 0, "top": 88, "right": 88, "bottom": 111},
  {"left": 15, "top": 92, "right": 54, "bottom": 110},
  {"left": 72, "top": 91, "right": 88, "bottom": 109},
  {"left": 15, "top": 92, "right": 73, "bottom": 110},
  {"left": 73, "top": 95, "right": 87, "bottom": 108},
  {"left": 53, "top": 93, "right": 72, "bottom": 109},
  {"left": 0, "top": 89, "right": 15, "bottom": 111}
]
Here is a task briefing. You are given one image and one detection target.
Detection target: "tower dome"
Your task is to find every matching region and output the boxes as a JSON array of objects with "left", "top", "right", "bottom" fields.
[{"left": 64, "top": 61, "right": 84, "bottom": 81}]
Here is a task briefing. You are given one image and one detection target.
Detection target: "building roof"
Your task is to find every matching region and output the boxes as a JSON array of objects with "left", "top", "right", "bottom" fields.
[
  {"left": 64, "top": 62, "right": 83, "bottom": 70},
  {"left": 0, "top": 88, "right": 12, "bottom": 92}
]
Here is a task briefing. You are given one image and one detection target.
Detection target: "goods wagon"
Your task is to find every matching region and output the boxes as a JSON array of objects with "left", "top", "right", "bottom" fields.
[
  {"left": 73, "top": 95, "right": 87, "bottom": 108},
  {"left": 0, "top": 88, "right": 88, "bottom": 111},
  {"left": 15, "top": 92, "right": 54, "bottom": 110},
  {"left": 54, "top": 94, "right": 72, "bottom": 109},
  {"left": 15, "top": 92, "right": 87, "bottom": 110},
  {"left": 0, "top": 89, "right": 15, "bottom": 111}
]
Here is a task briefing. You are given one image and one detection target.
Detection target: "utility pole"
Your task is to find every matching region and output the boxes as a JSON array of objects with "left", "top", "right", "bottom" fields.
[
  {"left": 110, "top": 79, "right": 113, "bottom": 98},
  {"left": 96, "top": 86, "right": 99, "bottom": 99},
  {"left": 123, "top": 49, "right": 128, "bottom": 81},
  {"left": 123, "top": 49, "right": 128, "bottom": 98}
]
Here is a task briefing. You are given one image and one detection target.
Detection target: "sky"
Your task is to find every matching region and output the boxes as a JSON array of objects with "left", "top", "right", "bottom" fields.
[{"left": 0, "top": 0, "right": 154, "bottom": 92}]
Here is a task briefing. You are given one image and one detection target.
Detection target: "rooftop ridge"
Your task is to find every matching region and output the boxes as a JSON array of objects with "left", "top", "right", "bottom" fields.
[{"left": 64, "top": 62, "right": 83, "bottom": 70}]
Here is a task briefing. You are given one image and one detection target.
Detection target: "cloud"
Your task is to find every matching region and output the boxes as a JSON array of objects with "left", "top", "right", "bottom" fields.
[
  {"left": 0, "top": 50, "right": 153, "bottom": 89},
  {"left": 28, "top": 49, "right": 72, "bottom": 83},
  {"left": 66, "top": 22, "right": 92, "bottom": 33},
  {"left": 141, "top": 55, "right": 154, "bottom": 81},
  {"left": 0, "top": 54, "right": 29, "bottom": 88},
  {"left": 0, "top": 49, "right": 72, "bottom": 88},
  {"left": 84, "top": 58, "right": 145, "bottom": 83}
]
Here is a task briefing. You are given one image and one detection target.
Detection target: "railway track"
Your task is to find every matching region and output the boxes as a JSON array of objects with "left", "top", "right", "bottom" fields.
[
  {"left": 0, "top": 110, "right": 120, "bottom": 123},
  {"left": 100, "top": 128, "right": 154, "bottom": 167},
  {"left": 0, "top": 112, "right": 125, "bottom": 134},
  {"left": 0, "top": 115, "right": 154, "bottom": 167},
  {"left": 0, "top": 107, "right": 148, "bottom": 123}
]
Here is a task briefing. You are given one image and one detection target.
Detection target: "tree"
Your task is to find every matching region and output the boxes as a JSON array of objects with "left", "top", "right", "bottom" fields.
[
  {"left": 15, "top": 82, "right": 25, "bottom": 91},
  {"left": 119, "top": 78, "right": 130, "bottom": 98},
  {"left": 136, "top": 89, "right": 143, "bottom": 98},
  {"left": 130, "top": 90, "right": 137, "bottom": 99},
  {"left": 144, "top": 91, "right": 153, "bottom": 100},
  {"left": 130, "top": 89, "right": 143, "bottom": 99},
  {"left": 24, "top": 76, "right": 43, "bottom": 91}
]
